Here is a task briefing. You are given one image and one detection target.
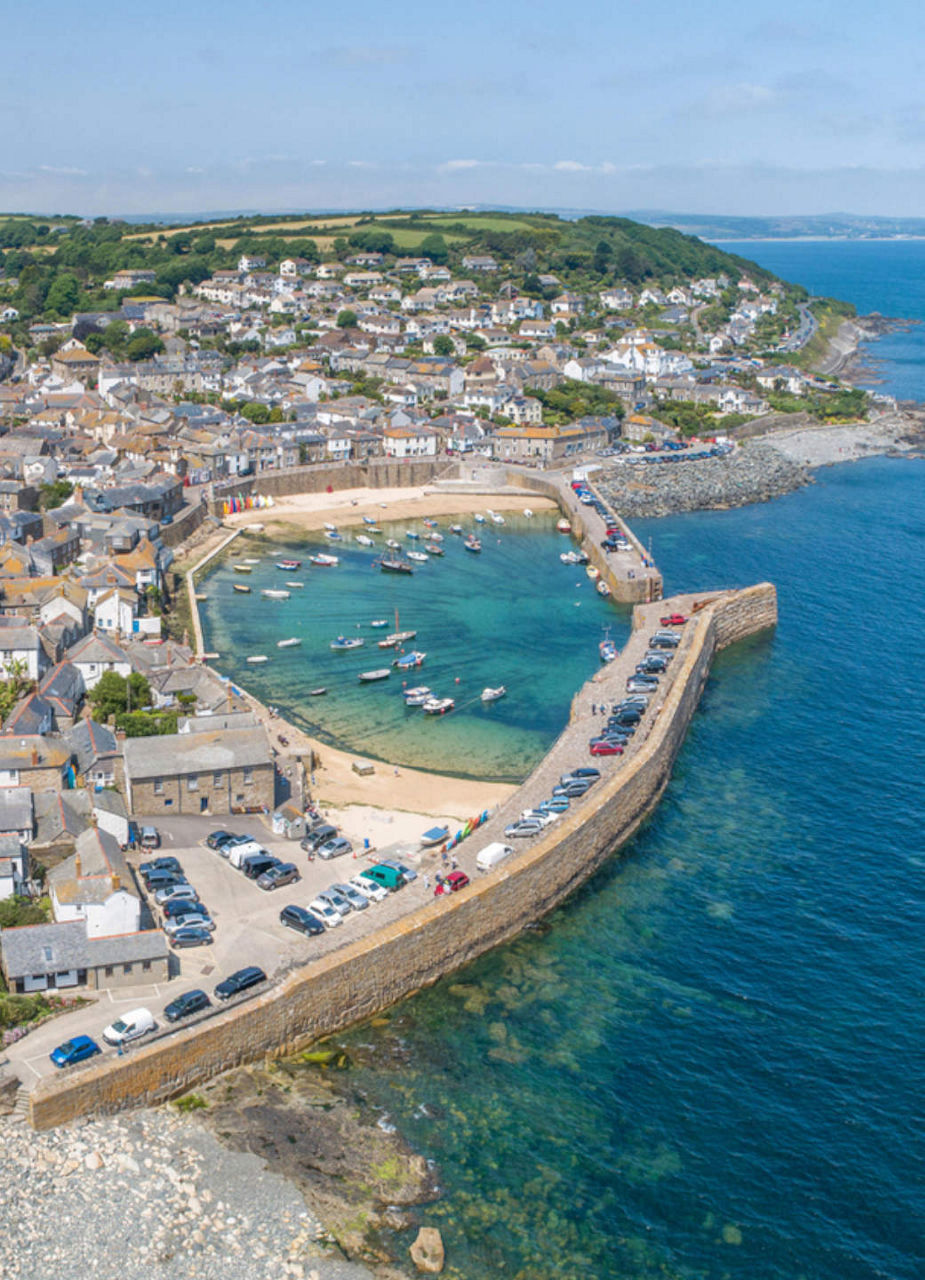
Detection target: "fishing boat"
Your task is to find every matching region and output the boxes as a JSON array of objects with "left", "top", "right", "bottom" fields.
[
  {"left": 309, "top": 553, "right": 338, "bottom": 567},
  {"left": 277, "top": 637, "right": 301, "bottom": 648},
  {"left": 422, "top": 696, "right": 454, "bottom": 715},
  {"left": 246, "top": 654, "right": 268, "bottom": 665},
  {"left": 586, "top": 565, "right": 600, "bottom": 581},
  {"left": 599, "top": 631, "right": 618, "bottom": 663},
  {"left": 377, "top": 557, "right": 413, "bottom": 574},
  {"left": 449, "top": 524, "right": 463, "bottom": 535},
  {"left": 394, "top": 650, "right": 426, "bottom": 670},
  {"left": 428, "top": 530, "right": 444, "bottom": 542},
  {"left": 557, "top": 518, "right": 572, "bottom": 534},
  {"left": 363, "top": 515, "right": 377, "bottom": 525},
  {"left": 355, "top": 534, "right": 373, "bottom": 547},
  {"left": 407, "top": 550, "right": 429, "bottom": 563},
  {"left": 481, "top": 686, "right": 506, "bottom": 702},
  {"left": 276, "top": 559, "right": 301, "bottom": 570},
  {"left": 402, "top": 685, "right": 431, "bottom": 705},
  {"left": 358, "top": 668, "right": 391, "bottom": 682},
  {"left": 309, "top": 687, "right": 327, "bottom": 696},
  {"left": 560, "top": 551, "right": 579, "bottom": 565},
  {"left": 330, "top": 636, "right": 364, "bottom": 651},
  {"left": 324, "top": 529, "right": 342, "bottom": 541},
  {"left": 424, "top": 542, "right": 444, "bottom": 556},
  {"left": 365, "top": 525, "right": 382, "bottom": 535},
  {"left": 474, "top": 513, "right": 486, "bottom": 524},
  {"left": 233, "top": 583, "right": 252, "bottom": 594},
  {"left": 405, "top": 530, "right": 421, "bottom": 540},
  {"left": 420, "top": 825, "right": 450, "bottom": 846},
  {"left": 386, "top": 538, "right": 400, "bottom": 550},
  {"left": 464, "top": 535, "right": 482, "bottom": 553},
  {"left": 370, "top": 619, "right": 388, "bottom": 628},
  {"left": 423, "top": 519, "right": 438, "bottom": 529},
  {"left": 385, "top": 630, "right": 416, "bottom": 645},
  {"left": 597, "top": 580, "right": 612, "bottom": 597},
  {"left": 285, "top": 581, "right": 304, "bottom": 589},
  {"left": 232, "top": 563, "right": 253, "bottom": 573},
  {"left": 261, "top": 588, "right": 291, "bottom": 600}
]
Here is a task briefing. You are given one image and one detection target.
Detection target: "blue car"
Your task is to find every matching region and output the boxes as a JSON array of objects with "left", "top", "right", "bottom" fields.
[{"left": 50, "top": 1035, "right": 102, "bottom": 1068}]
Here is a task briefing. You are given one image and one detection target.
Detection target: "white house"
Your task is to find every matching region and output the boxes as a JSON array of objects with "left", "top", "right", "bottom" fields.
[
  {"left": 65, "top": 633, "right": 132, "bottom": 690},
  {"left": 382, "top": 425, "right": 438, "bottom": 458},
  {"left": 48, "top": 827, "right": 141, "bottom": 939},
  {"left": 93, "top": 588, "right": 138, "bottom": 639},
  {"left": 0, "top": 835, "right": 28, "bottom": 901},
  {"left": 0, "top": 625, "right": 47, "bottom": 681}
]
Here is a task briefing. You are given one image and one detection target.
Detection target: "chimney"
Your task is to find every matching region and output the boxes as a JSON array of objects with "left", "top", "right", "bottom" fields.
[
  {"left": 31, "top": 747, "right": 38, "bottom": 767},
  {"left": 74, "top": 854, "right": 82, "bottom": 878},
  {"left": 111, "top": 873, "right": 121, "bottom": 891}
]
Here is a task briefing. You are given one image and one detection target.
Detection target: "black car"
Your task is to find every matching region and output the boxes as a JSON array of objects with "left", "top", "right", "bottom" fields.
[
  {"left": 162, "top": 896, "right": 203, "bottom": 919},
  {"left": 637, "top": 657, "right": 668, "bottom": 675},
  {"left": 206, "top": 830, "right": 235, "bottom": 851},
  {"left": 279, "top": 905, "right": 325, "bottom": 936},
  {"left": 560, "top": 766, "right": 600, "bottom": 783},
  {"left": 214, "top": 966, "right": 267, "bottom": 1001},
  {"left": 169, "top": 926, "right": 212, "bottom": 949},
  {"left": 610, "top": 707, "right": 642, "bottom": 723},
  {"left": 143, "top": 870, "right": 187, "bottom": 892},
  {"left": 242, "top": 854, "right": 281, "bottom": 880},
  {"left": 139, "top": 856, "right": 182, "bottom": 877},
  {"left": 301, "top": 824, "right": 338, "bottom": 852},
  {"left": 649, "top": 634, "right": 680, "bottom": 649},
  {"left": 164, "top": 988, "right": 211, "bottom": 1022}
]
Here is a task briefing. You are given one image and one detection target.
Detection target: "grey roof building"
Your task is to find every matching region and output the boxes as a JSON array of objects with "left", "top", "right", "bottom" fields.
[{"left": 0, "top": 920, "right": 168, "bottom": 992}]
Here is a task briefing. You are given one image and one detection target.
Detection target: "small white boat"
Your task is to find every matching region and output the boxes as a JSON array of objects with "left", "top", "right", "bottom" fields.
[
  {"left": 420, "top": 825, "right": 450, "bottom": 846},
  {"left": 557, "top": 519, "right": 572, "bottom": 534},
  {"left": 586, "top": 566, "right": 600, "bottom": 581},
  {"left": 386, "top": 539, "right": 400, "bottom": 550},
  {"left": 402, "top": 685, "right": 432, "bottom": 705},
  {"left": 488, "top": 510, "right": 505, "bottom": 525},
  {"left": 242, "top": 558, "right": 261, "bottom": 565},
  {"left": 232, "top": 563, "right": 252, "bottom": 574},
  {"left": 394, "top": 650, "right": 426, "bottom": 670},
  {"left": 449, "top": 524, "right": 463, "bottom": 535},
  {"left": 285, "top": 581, "right": 304, "bottom": 588},
  {"left": 560, "top": 551, "right": 579, "bottom": 565},
  {"left": 359, "top": 668, "right": 391, "bottom": 682},
  {"left": 365, "top": 526, "right": 382, "bottom": 534},
  {"left": 356, "top": 534, "right": 373, "bottom": 547},
  {"left": 261, "top": 589, "right": 291, "bottom": 600},
  {"left": 363, "top": 515, "right": 377, "bottom": 525},
  {"left": 428, "top": 530, "right": 444, "bottom": 542},
  {"left": 524, "top": 508, "right": 534, "bottom": 518},
  {"left": 597, "top": 581, "right": 612, "bottom": 598},
  {"left": 323, "top": 522, "right": 337, "bottom": 532},
  {"left": 331, "top": 636, "right": 364, "bottom": 651},
  {"left": 422, "top": 696, "right": 454, "bottom": 715},
  {"left": 385, "top": 630, "right": 416, "bottom": 645},
  {"left": 233, "top": 583, "right": 252, "bottom": 594},
  {"left": 407, "top": 550, "right": 429, "bottom": 563},
  {"left": 277, "top": 637, "right": 302, "bottom": 648},
  {"left": 481, "top": 686, "right": 506, "bottom": 702},
  {"left": 424, "top": 542, "right": 444, "bottom": 556},
  {"left": 309, "top": 553, "right": 338, "bottom": 567},
  {"left": 474, "top": 513, "right": 486, "bottom": 524},
  {"left": 370, "top": 619, "right": 388, "bottom": 628},
  {"left": 246, "top": 654, "right": 268, "bottom": 664}
]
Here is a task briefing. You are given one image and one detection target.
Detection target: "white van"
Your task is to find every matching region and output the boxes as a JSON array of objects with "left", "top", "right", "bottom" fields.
[
  {"left": 476, "top": 842, "right": 514, "bottom": 873},
  {"left": 102, "top": 1007, "right": 156, "bottom": 1046},
  {"left": 227, "top": 839, "right": 264, "bottom": 868}
]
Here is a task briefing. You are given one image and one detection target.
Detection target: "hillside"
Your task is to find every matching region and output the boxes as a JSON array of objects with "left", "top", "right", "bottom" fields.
[{"left": 0, "top": 209, "right": 779, "bottom": 323}]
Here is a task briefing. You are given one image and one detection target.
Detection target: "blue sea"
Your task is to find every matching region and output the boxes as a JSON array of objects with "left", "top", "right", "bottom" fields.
[
  {"left": 718, "top": 239, "right": 925, "bottom": 403},
  {"left": 232, "top": 244, "right": 924, "bottom": 1279}
]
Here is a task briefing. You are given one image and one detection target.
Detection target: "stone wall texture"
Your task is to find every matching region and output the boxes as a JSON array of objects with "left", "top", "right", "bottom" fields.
[
  {"left": 30, "top": 582, "right": 777, "bottom": 1130},
  {"left": 207, "top": 459, "right": 455, "bottom": 515}
]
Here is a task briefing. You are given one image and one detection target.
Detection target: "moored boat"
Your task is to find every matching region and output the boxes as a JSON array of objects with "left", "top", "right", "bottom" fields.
[
  {"left": 394, "top": 650, "right": 426, "bottom": 670},
  {"left": 405, "top": 530, "right": 421, "bottom": 540},
  {"left": 422, "top": 696, "right": 454, "bottom": 715},
  {"left": 324, "top": 529, "right": 342, "bottom": 541},
  {"left": 365, "top": 526, "right": 382, "bottom": 534},
  {"left": 402, "top": 685, "right": 431, "bottom": 705},
  {"left": 385, "top": 630, "right": 416, "bottom": 645},
  {"left": 407, "top": 550, "right": 429, "bottom": 563},
  {"left": 524, "top": 508, "right": 534, "bottom": 518},
  {"left": 232, "top": 564, "right": 252, "bottom": 573},
  {"left": 309, "top": 687, "right": 327, "bottom": 696},
  {"left": 597, "top": 580, "right": 612, "bottom": 597},
  {"left": 363, "top": 515, "right": 377, "bottom": 525},
  {"left": 355, "top": 534, "right": 373, "bottom": 547},
  {"left": 233, "top": 583, "right": 252, "bottom": 593},
  {"left": 386, "top": 539, "right": 400, "bottom": 550},
  {"left": 285, "top": 581, "right": 304, "bottom": 588},
  {"left": 449, "top": 524, "right": 463, "bottom": 535},
  {"left": 489, "top": 510, "right": 505, "bottom": 525},
  {"left": 599, "top": 631, "right": 618, "bottom": 663},
  {"left": 464, "top": 535, "right": 482, "bottom": 553},
  {"left": 276, "top": 559, "right": 301, "bottom": 570},
  {"left": 424, "top": 542, "right": 444, "bottom": 556},
  {"left": 586, "top": 565, "right": 600, "bottom": 581},
  {"left": 246, "top": 654, "right": 268, "bottom": 664},
  {"left": 560, "top": 551, "right": 579, "bottom": 565},
  {"left": 330, "top": 636, "right": 364, "bottom": 651},
  {"left": 557, "top": 518, "right": 572, "bottom": 533},
  {"left": 261, "top": 589, "right": 291, "bottom": 600},
  {"left": 474, "top": 513, "right": 486, "bottom": 524},
  {"left": 323, "top": 522, "right": 337, "bottom": 532},
  {"left": 428, "top": 530, "right": 444, "bottom": 542},
  {"left": 378, "top": 556, "right": 414, "bottom": 574},
  {"left": 370, "top": 619, "right": 388, "bottom": 628},
  {"left": 309, "top": 553, "right": 338, "bottom": 567},
  {"left": 277, "top": 637, "right": 301, "bottom": 648},
  {"left": 358, "top": 668, "right": 391, "bottom": 682},
  {"left": 481, "top": 685, "right": 506, "bottom": 702}
]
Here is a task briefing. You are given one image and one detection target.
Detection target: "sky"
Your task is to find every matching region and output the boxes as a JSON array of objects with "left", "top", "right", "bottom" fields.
[{"left": 4, "top": 0, "right": 925, "bottom": 218}]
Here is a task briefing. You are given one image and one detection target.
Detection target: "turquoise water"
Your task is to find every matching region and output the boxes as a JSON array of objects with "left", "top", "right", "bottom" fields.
[
  {"left": 200, "top": 512, "right": 625, "bottom": 781},
  {"left": 334, "top": 460, "right": 925, "bottom": 1279},
  {"left": 717, "top": 239, "right": 925, "bottom": 402}
]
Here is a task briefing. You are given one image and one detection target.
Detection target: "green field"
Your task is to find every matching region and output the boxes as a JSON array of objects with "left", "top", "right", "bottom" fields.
[{"left": 419, "top": 214, "right": 544, "bottom": 234}]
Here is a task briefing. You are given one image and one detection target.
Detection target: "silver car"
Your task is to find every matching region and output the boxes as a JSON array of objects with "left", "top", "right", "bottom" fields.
[
  {"left": 320, "top": 886, "right": 354, "bottom": 915},
  {"left": 155, "top": 882, "right": 198, "bottom": 906},
  {"left": 332, "top": 882, "right": 369, "bottom": 911}
]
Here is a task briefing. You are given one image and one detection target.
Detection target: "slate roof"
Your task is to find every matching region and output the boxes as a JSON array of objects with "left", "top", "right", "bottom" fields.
[
  {"left": 64, "top": 720, "right": 119, "bottom": 774},
  {"left": 0, "top": 921, "right": 167, "bottom": 979},
  {"left": 123, "top": 726, "right": 271, "bottom": 780}
]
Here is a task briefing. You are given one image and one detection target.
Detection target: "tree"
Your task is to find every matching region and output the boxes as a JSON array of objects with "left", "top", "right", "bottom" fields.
[
  {"left": 38, "top": 479, "right": 74, "bottom": 511},
  {"left": 432, "top": 335, "right": 455, "bottom": 357},
  {"left": 0, "top": 659, "right": 34, "bottom": 721},
  {"left": 336, "top": 309, "right": 358, "bottom": 329},
  {"left": 45, "top": 273, "right": 81, "bottom": 318},
  {"left": 420, "top": 233, "right": 448, "bottom": 264},
  {"left": 88, "top": 671, "right": 152, "bottom": 721},
  {"left": 240, "top": 401, "right": 271, "bottom": 424},
  {"left": 125, "top": 330, "right": 165, "bottom": 361}
]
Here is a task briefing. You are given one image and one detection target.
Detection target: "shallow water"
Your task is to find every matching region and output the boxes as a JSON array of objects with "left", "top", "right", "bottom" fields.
[
  {"left": 330, "top": 461, "right": 925, "bottom": 1280},
  {"left": 200, "top": 511, "right": 624, "bottom": 781}
]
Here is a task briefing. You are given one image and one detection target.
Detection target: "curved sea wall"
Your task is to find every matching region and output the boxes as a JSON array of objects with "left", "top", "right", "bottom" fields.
[{"left": 29, "top": 583, "right": 776, "bottom": 1130}]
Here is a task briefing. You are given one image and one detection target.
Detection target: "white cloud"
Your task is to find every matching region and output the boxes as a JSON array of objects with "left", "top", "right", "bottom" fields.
[
  {"left": 700, "top": 82, "right": 777, "bottom": 115},
  {"left": 439, "top": 158, "right": 482, "bottom": 172},
  {"left": 38, "top": 164, "right": 87, "bottom": 176},
  {"left": 554, "top": 159, "right": 592, "bottom": 172}
]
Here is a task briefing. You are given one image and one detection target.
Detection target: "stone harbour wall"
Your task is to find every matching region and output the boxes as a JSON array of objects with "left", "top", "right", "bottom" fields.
[{"left": 29, "top": 583, "right": 777, "bottom": 1130}]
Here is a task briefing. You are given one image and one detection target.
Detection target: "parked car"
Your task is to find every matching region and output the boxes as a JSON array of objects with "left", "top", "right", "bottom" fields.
[
  {"left": 163, "top": 989, "right": 211, "bottom": 1022},
  {"left": 637, "top": 657, "right": 668, "bottom": 675},
  {"left": 139, "top": 826, "right": 160, "bottom": 849},
  {"left": 206, "top": 830, "right": 235, "bottom": 852},
  {"left": 318, "top": 887, "right": 354, "bottom": 916},
  {"left": 169, "top": 926, "right": 213, "bottom": 949},
  {"left": 143, "top": 870, "right": 186, "bottom": 893},
  {"left": 332, "top": 882, "right": 369, "bottom": 911},
  {"left": 317, "top": 836, "right": 353, "bottom": 861},
  {"left": 552, "top": 780, "right": 593, "bottom": 798},
  {"left": 102, "top": 1008, "right": 156, "bottom": 1046},
  {"left": 504, "top": 819, "right": 544, "bottom": 838},
  {"left": 301, "top": 824, "right": 337, "bottom": 853},
  {"left": 348, "top": 874, "right": 388, "bottom": 903},
  {"left": 242, "top": 854, "right": 281, "bottom": 880},
  {"left": 537, "top": 796, "right": 570, "bottom": 815},
  {"left": 257, "top": 862, "right": 300, "bottom": 890},
  {"left": 660, "top": 613, "right": 687, "bottom": 627},
  {"left": 214, "top": 966, "right": 267, "bottom": 1000},
  {"left": 139, "top": 856, "right": 181, "bottom": 878},
  {"left": 436, "top": 870, "right": 470, "bottom": 894},
  {"left": 560, "top": 767, "right": 600, "bottom": 784},
  {"left": 359, "top": 864, "right": 404, "bottom": 892},
  {"left": 308, "top": 897, "right": 343, "bottom": 928},
  {"left": 378, "top": 859, "right": 418, "bottom": 883},
  {"left": 50, "top": 1035, "right": 101, "bottom": 1068},
  {"left": 520, "top": 808, "right": 557, "bottom": 827},
  {"left": 279, "top": 905, "right": 325, "bottom": 936},
  {"left": 155, "top": 882, "right": 198, "bottom": 907},
  {"left": 626, "top": 677, "right": 659, "bottom": 694},
  {"left": 162, "top": 896, "right": 203, "bottom": 919},
  {"left": 164, "top": 912, "right": 214, "bottom": 935},
  {"left": 590, "top": 740, "right": 624, "bottom": 756}
]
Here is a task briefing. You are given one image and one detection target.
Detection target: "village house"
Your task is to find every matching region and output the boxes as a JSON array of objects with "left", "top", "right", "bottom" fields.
[
  {"left": 123, "top": 725, "right": 275, "bottom": 816},
  {"left": 382, "top": 424, "right": 438, "bottom": 459}
]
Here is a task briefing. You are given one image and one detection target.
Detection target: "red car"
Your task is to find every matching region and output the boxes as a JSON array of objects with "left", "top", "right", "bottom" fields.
[
  {"left": 435, "top": 870, "right": 470, "bottom": 895},
  {"left": 660, "top": 613, "right": 687, "bottom": 627},
  {"left": 590, "top": 740, "right": 624, "bottom": 756}
]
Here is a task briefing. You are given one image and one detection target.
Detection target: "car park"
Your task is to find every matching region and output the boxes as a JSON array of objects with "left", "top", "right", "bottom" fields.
[
  {"left": 348, "top": 874, "right": 388, "bottom": 903},
  {"left": 332, "top": 882, "right": 369, "bottom": 911},
  {"left": 279, "top": 904, "right": 326, "bottom": 936},
  {"left": 169, "top": 926, "right": 213, "bottom": 949},
  {"left": 102, "top": 1008, "right": 156, "bottom": 1045},
  {"left": 301, "top": 824, "right": 338, "bottom": 853},
  {"left": 318, "top": 887, "right": 354, "bottom": 916},
  {"left": 242, "top": 853, "right": 280, "bottom": 880},
  {"left": 317, "top": 836, "right": 353, "bottom": 861},
  {"left": 164, "top": 912, "right": 214, "bottom": 935},
  {"left": 214, "top": 966, "right": 266, "bottom": 1000},
  {"left": 154, "top": 881, "right": 197, "bottom": 906},
  {"left": 206, "top": 830, "right": 235, "bottom": 852},
  {"left": 139, "top": 856, "right": 182, "bottom": 877},
  {"left": 50, "top": 1035, "right": 101, "bottom": 1068},
  {"left": 379, "top": 859, "right": 417, "bottom": 883},
  {"left": 164, "top": 989, "right": 211, "bottom": 1022},
  {"left": 308, "top": 897, "right": 343, "bottom": 927},
  {"left": 162, "top": 896, "right": 202, "bottom": 919},
  {"left": 257, "top": 862, "right": 300, "bottom": 890}
]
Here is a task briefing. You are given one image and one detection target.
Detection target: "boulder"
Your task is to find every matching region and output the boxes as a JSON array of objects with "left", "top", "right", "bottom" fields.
[{"left": 409, "top": 1226, "right": 445, "bottom": 1274}]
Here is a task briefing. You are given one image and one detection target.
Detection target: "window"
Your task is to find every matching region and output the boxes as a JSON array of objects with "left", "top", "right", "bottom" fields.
[
  {"left": 153, "top": 778, "right": 163, "bottom": 795},
  {"left": 213, "top": 772, "right": 223, "bottom": 786},
  {"left": 104, "top": 966, "right": 114, "bottom": 977},
  {"left": 187, "top": 775, "right": 199, "bottom": 792},
  {"left": 243, "top": 767, "right": 253, "bottom": 785},
  {"left": 123, "top": 964, "right": 132, "bottom": 975},
  {"left": 142, "top": 960, "right": 151, "bottom": 972},
  {"left": 43, "top": 946, "right": 54, "bottom": 964}
]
